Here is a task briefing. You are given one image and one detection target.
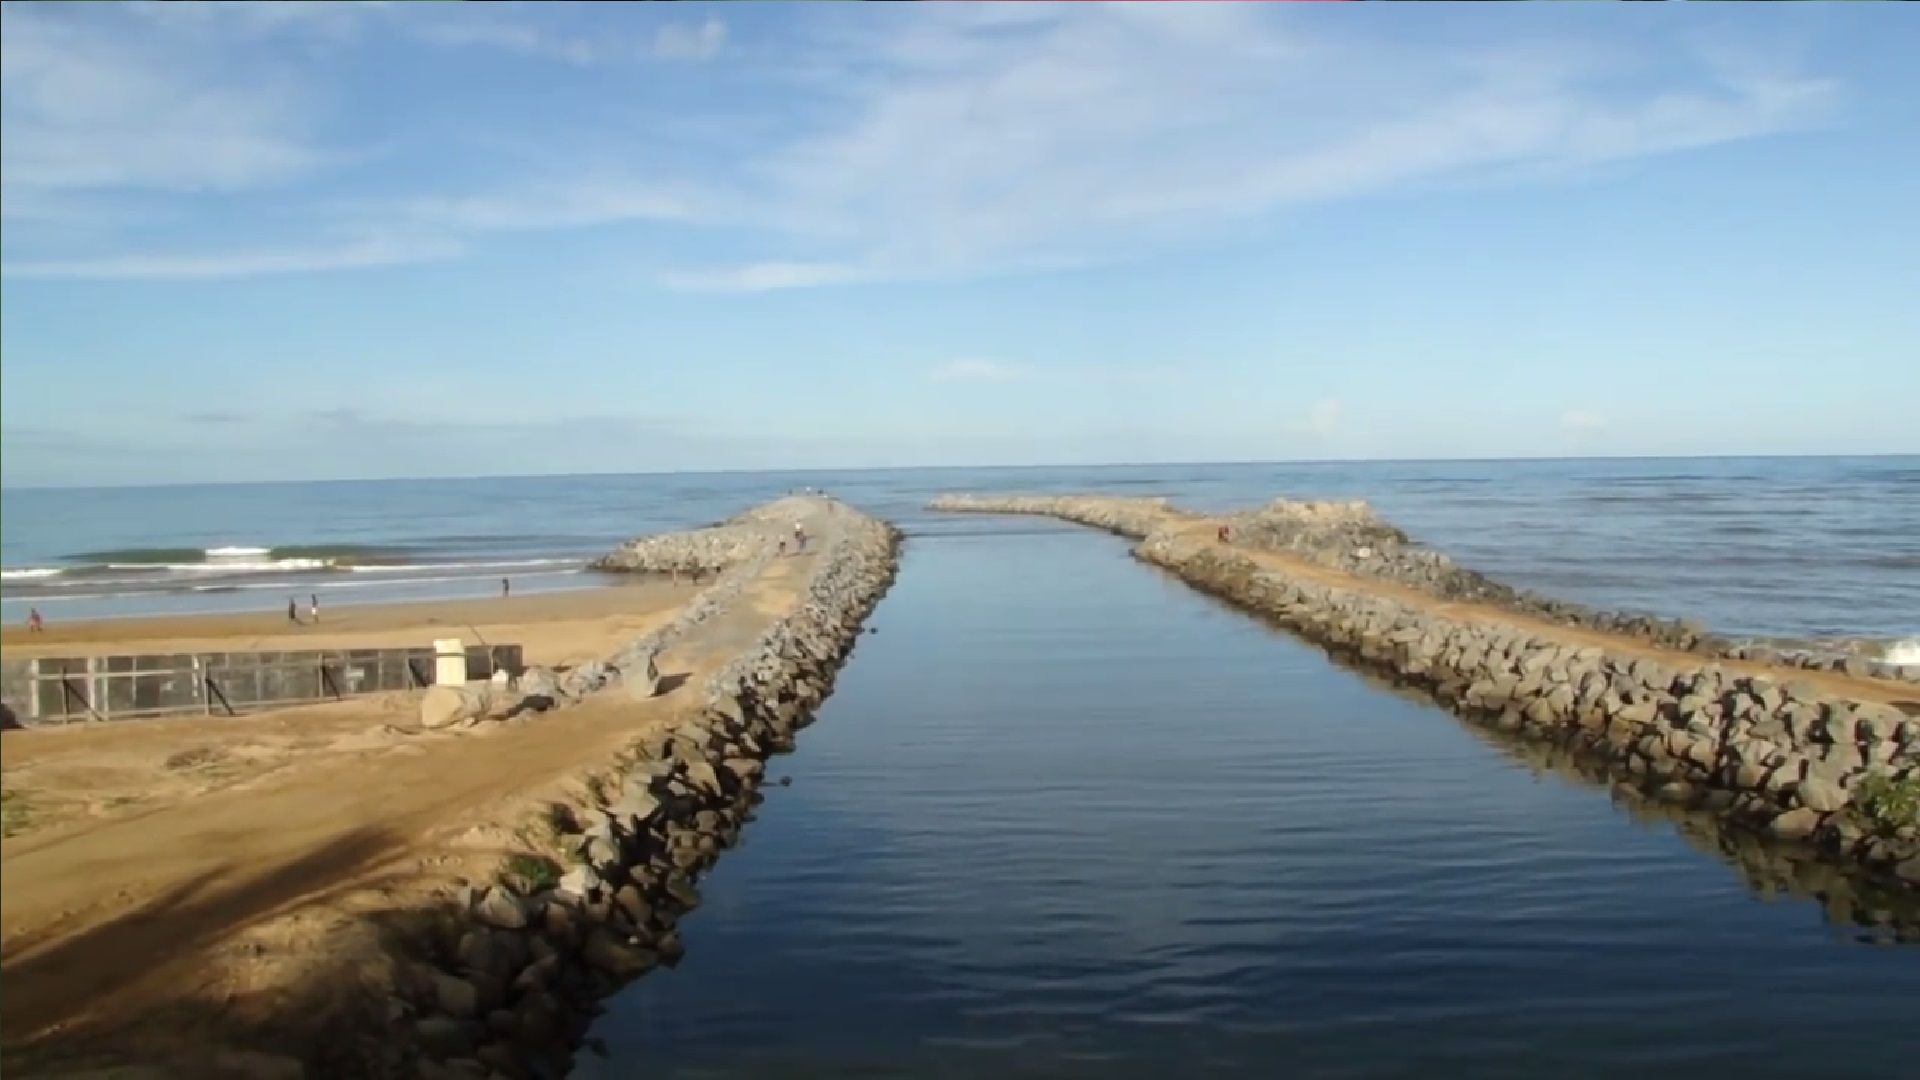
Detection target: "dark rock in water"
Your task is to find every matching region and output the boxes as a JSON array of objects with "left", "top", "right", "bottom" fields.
[
  {"left": 582, "top": 928, "right": 659, "bottom": 979},
  {"left": 433, "top": 972, "right": 480, "bottom": 1018},
  {"left": 657, "top": 930, "right": 686, "bottom": 965},
  {"left": 414, "top": 1016, "right": 475, "bottom": 1059},
  {"left": 665, "top": 875, "right": 701, "bottom": 910},
  {"left": 614, "top": 884, "right": 651, "bottom": 927},
  {"left": 514, "top": 989, "right": 564, "bottom": 1048}
]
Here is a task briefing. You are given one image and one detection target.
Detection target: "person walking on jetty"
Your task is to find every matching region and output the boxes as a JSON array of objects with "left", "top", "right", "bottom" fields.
[
  {"left": 792, "top": 522, "right": 807, "bottom": 554},
  {"left": 26, "top": 607, "right": 44, "bottom": 633},
  {"left": 1217, "top": 524, "right": 1231, "bottom": 543}
]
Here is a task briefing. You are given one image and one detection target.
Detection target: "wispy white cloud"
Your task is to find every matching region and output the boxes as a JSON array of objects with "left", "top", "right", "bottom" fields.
[
  {"left": 670, "top": 5, "right": 1835, "bottom": 288},
  {"left": 927, "top": 359, "right": 1183, "bottom": 387},
  {"left": 392, "top": 182, "right": 713, "bottom": 234},
  {"left": 1285, "top": 398, "right": 1342, "bottom": 439},
  {"left": 399, "top": 8, "right": 725, "bottom": 66},
  {"left": 930, "top": 359, "right": 1026, "bottom": 383},
  {"left": 653, "top": 18, "right": 727, "bottom": 63},
  {"left": 0, "top": 3, "right": 329, "bottom": 198},
  {"left": 1561, "top": 409, "right": 1609, "bottom": 435},
  {"left": 1, "top": 4, "right": 1840, "bottom": 286},
  {"left": 661, "top": 260, "right": 869, "bottom": 292},
  {"left": 3, "top": 236, "right": 459, "bottom": 281},
  {"left": 409, "top": 18, "right": 609, "bottom": 66}
]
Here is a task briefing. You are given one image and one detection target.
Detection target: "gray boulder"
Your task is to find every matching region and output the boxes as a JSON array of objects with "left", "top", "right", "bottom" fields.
[
  {"left": 474, "top": 885, "right": 529, "bottom": 930},
  {"left": 517, "top": 666, "right": 561, "bottom": 699},
  {"left": 626, "top": 650, "right": 663, "bottom": 701},
  {"left": 420, "top": 685, "right": 491, "bottom": 729},
  {"left": 582, "top": 928, "right": 660, "bottom": 979}
]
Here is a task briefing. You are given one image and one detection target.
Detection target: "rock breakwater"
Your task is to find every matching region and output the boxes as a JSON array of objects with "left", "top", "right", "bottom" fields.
[
  {"left": 932, "top": 493, "right": 1920, "bottom": 891},
  {"left": 589, "top": 500, "right": 806, "bottom": 575},
  {"left": 369, "top": 498, "right": 900, "bottom": 1077},
  {"left": 930, "top": 493, "right": 1920, "bottom": 681}
]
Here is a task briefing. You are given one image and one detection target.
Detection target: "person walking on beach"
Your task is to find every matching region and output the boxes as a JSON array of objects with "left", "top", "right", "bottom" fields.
[
  {"left": 27, "top": 607, "right": 44, "bottom": 633},
  {"left": 287, "top": 597, "right": 300, "bottom": 625},
  {"left": 308, "top": 593, "right": 320, "bottom": 624},
  {"left": 502, "top": 577, "right": 511, "bottom": 599}
]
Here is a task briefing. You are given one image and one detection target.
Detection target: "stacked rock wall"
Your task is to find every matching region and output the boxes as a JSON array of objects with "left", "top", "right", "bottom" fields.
[
  {"left": 931, "top": 494, "right": 1920, "bottom": 892},
  {"left": 1224, "top": 498, "right": 1723, "bottom": 652},
  {"left": 929, "top": 493, "right": 1194, "bottom": 540},
  {"left": 932, "top": 493, "right": 1920, "bottom": 681},
  {"left": 1135, "top": 531, "right": 1918, "bottom": 887},
  {"left": 365, "top": 501, "right": 900, "bottom": 1078},
  {"left": 588, "top": 500, "right": 809, "bottom": 575}
]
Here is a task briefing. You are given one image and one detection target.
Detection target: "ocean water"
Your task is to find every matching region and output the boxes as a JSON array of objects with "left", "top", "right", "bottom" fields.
[
  {"left": 579, "top": 524, "right": 1920, "bottom": 1079},
  {"left": 4, "top": 457, "right": 1917, "bottom": 1075},
  {"left": 2, "top": 457, "right": 1916, "bottom": 640}
]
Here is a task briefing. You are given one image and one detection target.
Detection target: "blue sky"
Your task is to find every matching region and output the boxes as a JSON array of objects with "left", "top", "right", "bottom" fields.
[{"left": 1, "top": 1, "right": 1915, "bottom": 487}]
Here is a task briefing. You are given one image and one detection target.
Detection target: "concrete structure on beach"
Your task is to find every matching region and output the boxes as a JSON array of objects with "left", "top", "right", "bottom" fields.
[{"left": 932, "top": 493, "right": 1920, "bottom": 891}]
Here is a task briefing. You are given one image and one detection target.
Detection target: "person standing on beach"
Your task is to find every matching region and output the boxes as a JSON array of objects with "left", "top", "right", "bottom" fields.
[
  {"left": 309, "top": 593, "right": 320, "bottom": 624},
  {"left": 27, "top": 607, "right": 44, "bottom": 633},
  {"left": 287, "top": 598, "right": 300, "bottom": 625},
  {"left": 502, "top": 577, "right": 511, "bottom": 599}
]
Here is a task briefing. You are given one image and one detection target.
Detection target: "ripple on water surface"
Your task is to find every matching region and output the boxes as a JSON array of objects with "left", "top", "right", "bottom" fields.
[{"left": 586, "top": 531, "right": 1918, "bottom": 1078}]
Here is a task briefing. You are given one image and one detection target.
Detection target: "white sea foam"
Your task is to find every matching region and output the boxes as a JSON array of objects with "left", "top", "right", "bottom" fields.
[
  {"left": 108, "top": 558, "right": 333, "bottom": 573},
  {"left": 345, "top": 557, "right": 579, "bottom": 574},
  {"left": 205, "top": 545, "right": 272, "bottom": 559},
  {"left": 1886, "top": 639, "right": 1920, "bottom": 666},
  {"left": 0, "top": 567, "right": 62, "bottom": 580}
]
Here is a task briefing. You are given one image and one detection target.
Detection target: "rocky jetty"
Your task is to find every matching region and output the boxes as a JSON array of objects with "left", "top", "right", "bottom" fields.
[
  {"left": 589, "top": 500, "right": 806, "bottom": 575},
  {"left": 932, "top": 493, "right": 1920, "bottom": 891},
  {"left": 367, "top": 497, "right": 900, "bottom": 1077},
  {"left": 930, "top": 493, "right": 1920, "bottom": 681},
  {"left": 931, "top": 493, "right": 1196, "bottom": 541}
]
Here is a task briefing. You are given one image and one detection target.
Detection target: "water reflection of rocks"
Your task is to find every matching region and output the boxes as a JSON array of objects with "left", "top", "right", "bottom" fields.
[{"left": 1341, "top": 661, "right": 1920, "bottom": 944}]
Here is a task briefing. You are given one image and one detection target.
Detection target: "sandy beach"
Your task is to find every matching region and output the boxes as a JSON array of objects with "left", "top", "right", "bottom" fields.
[
  {"left": 1, "top": 581, "right": 696, "bottom": 669},
  {"left": 0, "top": 582, "right": 718, "bottom": 1060},
  {"left": 0, "top": 582, "right": 701, "bottom": 839},
  {"left": 0, "top": 498, "right": 877, "bottom": 1075}
]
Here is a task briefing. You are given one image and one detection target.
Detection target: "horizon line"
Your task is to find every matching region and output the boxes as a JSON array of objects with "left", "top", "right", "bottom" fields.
[{"left": 2, "top": 450, "right": 1913, "bottom": 495}]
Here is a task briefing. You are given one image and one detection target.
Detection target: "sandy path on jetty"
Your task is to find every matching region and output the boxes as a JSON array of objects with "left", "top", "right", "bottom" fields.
[
  {"left": 0, "top": 513, "right": 831, "bottom": 1065},
  {"left": 1148, "top": 516, "right": 1920, "bottom": 711}
]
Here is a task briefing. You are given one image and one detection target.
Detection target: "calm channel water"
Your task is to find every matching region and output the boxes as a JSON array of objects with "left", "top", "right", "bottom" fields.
[{"left": 580, "top": 523, "right": 1920, "bottom": 1079}]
